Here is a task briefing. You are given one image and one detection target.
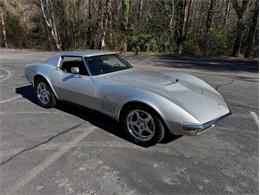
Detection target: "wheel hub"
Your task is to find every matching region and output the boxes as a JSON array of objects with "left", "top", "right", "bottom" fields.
[
  {"left": 126, "top": 109, "right": 155, "bottom": 142},
  {"left": 36, "top": 82, "right": 50, "bottom": 105}
]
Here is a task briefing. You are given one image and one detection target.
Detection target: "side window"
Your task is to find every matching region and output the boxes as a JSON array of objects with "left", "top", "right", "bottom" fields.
[{"left": 60, "top": 56, "right": 89, "bottom": 76}]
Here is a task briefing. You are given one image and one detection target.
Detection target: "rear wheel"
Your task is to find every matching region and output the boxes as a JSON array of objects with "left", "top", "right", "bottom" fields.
[
  {"left": 34, "top": 78, "right": 56, "bottom": 108},
  {"left": 121, "top": 105, "right": 165, "bottom": 147}
]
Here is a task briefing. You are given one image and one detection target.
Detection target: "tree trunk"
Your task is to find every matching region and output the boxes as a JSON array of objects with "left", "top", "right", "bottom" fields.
[
  {"left": 169, "top": 1, "right": 174, "bottom": 30},
  {"left": 196, "top": 4, "right": 203, "bottom": 37},
  {"left": 46, "top": 24, "right": 53, "bottom": 50},
  {"left": 232, "top": 18, "right": 244, "bottom": 56},
  {"left": 0, "top": 7, "right": 7, "bottom": 48},
  {"left": 231, "top": 0, "right": 250, "bottom": 57},
  {"left": 100, "top": 1, "right": 105, "bottom": 49},
  {"left": 86, "top": 0, "right": 94, "bottom": 49},
  {"left": 206, "top": 0, "right": 216, "bottom": 34},
  {"left": 224, "top": 0, "right": 230, "bottom": 27},
  {"left": 138, "top": 0, "right": 143, "bottom": 24},
  {"left": 121, "top": 0, "right": 129, "bottom": 51},
  {"left": 178, "top": 42, "right": 183, "bottom": 54},
  {"left": 184, "top": 0, "right": 192, "bottom": 38},
  {"left": 100, "top": 0, "right": 112, "bottom": 49},
  {"left": 107, "top": 0, "right": 113, "bottom": 49},
  {"left": 168, "top": 0, "right": 175, "bottom": 52},
  {"left": 244, "top": 0, "right": 258, "bottom": 58},
  {"left": 203, "top": 0, "right": 216, "bottom": 55},
  {"left": 40, "top": 0, "right": 62, "bottom": 50},
  {"left": 174, "top": 0, "right": 191, "bottom": 54}
]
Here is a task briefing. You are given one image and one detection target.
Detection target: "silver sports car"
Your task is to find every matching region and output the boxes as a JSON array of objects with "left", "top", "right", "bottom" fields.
[{"left": 24, "top": 50, "right": 231, "bottom": 146}]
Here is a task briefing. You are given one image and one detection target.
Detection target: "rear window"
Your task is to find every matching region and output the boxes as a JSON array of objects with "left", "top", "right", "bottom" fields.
[{"left": 44, "top": 56, "right": 60, "bottom": 66}]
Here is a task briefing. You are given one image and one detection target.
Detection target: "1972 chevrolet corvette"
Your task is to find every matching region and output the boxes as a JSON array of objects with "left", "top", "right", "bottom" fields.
[{"left": 25, "top": 50, "right": 231, "bottom": 146}]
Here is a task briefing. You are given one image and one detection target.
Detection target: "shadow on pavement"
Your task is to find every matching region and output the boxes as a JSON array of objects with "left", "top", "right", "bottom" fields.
[
  {"left": 15, "top": 85, "right": 180, "bottom": 146},
  {"left": 153, "top": 54, "right": 259, "bottom": 73}
]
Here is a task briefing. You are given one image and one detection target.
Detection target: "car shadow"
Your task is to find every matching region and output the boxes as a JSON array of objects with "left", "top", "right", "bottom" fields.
[{"left": 15, "top": 85, "right": 181, "bottom": 147}]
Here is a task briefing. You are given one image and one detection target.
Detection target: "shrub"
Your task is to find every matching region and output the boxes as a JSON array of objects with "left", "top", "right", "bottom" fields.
[
  {"left": 182, "top": 39, "right": 201, "bottom": 55},
  {"left": 199, "top": 27, "right": 229, "bottom": 56}
]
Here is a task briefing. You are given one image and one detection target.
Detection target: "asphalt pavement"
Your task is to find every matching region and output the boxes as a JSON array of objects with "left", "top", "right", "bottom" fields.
[{"left": 0, "top": 49, "right": 258, "bottom": 194}]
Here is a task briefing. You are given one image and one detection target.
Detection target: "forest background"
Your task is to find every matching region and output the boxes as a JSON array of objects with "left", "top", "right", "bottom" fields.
[{"left": 0, "top": 0, "right": 258, "bottom": 58}]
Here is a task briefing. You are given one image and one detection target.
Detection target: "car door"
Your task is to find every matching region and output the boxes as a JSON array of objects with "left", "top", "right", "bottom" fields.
[{"left": 51, "top": 56, "right": 96, "bottom": 109}]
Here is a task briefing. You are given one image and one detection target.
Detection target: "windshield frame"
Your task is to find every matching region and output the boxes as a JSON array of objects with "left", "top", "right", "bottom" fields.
[{"left": 84, "top": 54, "right": 133, "bottom": 76}]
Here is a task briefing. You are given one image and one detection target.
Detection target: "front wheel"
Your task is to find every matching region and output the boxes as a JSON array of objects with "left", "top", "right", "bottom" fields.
[
  {"left": 121, "top": 106, "right": 165, "bottom": 147},
  {"left": 34, "top": 78, "right": 57, "bottom": 108}
]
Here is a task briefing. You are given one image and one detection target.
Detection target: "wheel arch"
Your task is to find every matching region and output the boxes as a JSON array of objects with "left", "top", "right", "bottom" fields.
[
  {"left": 33, "top": 74, "right": 59, "bottom": 99},
  {"left": 118, "top": 101, "right": 169, "bottom": 133}
]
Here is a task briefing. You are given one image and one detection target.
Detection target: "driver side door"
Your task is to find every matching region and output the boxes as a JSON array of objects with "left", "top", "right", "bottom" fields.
[{"left": 52, "top": 56, "right": 96, "bottom": 109}]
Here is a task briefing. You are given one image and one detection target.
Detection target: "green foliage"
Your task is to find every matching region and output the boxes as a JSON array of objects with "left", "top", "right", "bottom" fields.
[
  {"left": 182, "top": 39, "right": 201, "bottom": 55},
  {"left": 2, "top": 0, "right": 257, "bottom": 57},
  {"left": 129, "top": 34, "right": 151, "bottom": 52},
  {"left": 165, "top": 35, "right": 176, "bottom": 53},
  {"left": 5, "top": 12, "right": 26, "bottom": 48},
  {"left": 199, "top": 27, "right": 229, "bottom": 56}
]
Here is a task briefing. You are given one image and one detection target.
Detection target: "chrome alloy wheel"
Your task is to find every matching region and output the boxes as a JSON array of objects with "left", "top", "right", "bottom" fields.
[
  {"left": 36, "top": 82, "right": 50, "bottom": 105},
  {"left": 126, "top": 109, "right": 156, "bottom": 141}
]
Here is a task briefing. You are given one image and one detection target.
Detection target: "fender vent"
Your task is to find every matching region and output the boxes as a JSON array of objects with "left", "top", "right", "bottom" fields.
[{"left": 102, "top": 101, "right": 116, "bottom": 113}]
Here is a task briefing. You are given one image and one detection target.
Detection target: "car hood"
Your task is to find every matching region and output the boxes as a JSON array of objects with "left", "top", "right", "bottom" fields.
[
  {"left": 110, "top": 69, "right": 177, "bottom": 85},
  {"left": 108, "top": 69, "right": 229, "bottom": 123}
]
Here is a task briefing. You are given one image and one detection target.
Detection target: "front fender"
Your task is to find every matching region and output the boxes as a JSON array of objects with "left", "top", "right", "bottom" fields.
[{"left": 98, "top": 85, "right": 199, "bottom": 135}]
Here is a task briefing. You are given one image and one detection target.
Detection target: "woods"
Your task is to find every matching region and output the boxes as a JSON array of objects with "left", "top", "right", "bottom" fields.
[{"left": 0, "top": 0, "right": 258, "bottom": 58}]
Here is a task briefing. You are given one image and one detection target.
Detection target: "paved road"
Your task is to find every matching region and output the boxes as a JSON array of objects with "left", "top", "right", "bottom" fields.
[{"left": 0, "top": 49, "right": 258, "bottom": 194}]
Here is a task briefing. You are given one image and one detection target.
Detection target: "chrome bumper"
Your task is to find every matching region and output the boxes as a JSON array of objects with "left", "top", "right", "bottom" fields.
[{"left": 182, "top": 112, "right": 232, "bottom": 135}]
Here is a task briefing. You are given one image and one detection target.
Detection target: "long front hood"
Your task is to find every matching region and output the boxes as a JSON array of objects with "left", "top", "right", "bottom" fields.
[
  {"left": 110, "top": 69, "right": 177, "bottom": 85},
  {"left": 107, "top": 69, "right": 230, "bottom": 123},
  {"left": 163, "top": 84, "right": 229, "bottom": 123}
]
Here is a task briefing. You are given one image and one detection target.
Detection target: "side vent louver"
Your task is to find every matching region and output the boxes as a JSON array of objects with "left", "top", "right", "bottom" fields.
[{"left": 102, "top": 101, "right": 116, "bottom": 113}]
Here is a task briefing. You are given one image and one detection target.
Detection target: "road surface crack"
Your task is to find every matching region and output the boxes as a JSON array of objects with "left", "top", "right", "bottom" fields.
[
  {"left": 215, "top": 80, "right": 234, "bottom": 91},
  {"left": 0, "top": 123, "right": 82, "bottom": 166}
]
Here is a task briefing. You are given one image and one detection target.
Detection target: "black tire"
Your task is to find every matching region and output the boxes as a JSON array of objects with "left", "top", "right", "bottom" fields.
[
  {"left": 34, "top": 78, "right": 57, "bottom": 108},
  {"left": 121, "top": 105, "right": 165, "bottom": 147}
]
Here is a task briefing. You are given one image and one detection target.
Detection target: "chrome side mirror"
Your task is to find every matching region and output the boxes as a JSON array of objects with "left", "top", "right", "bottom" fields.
[{"left": 71, "top": 67, "right": 80, "bottom": 74}]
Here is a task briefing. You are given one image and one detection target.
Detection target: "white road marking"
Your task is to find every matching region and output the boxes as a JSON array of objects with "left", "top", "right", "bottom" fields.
[
  {"left": 134, "top": 60, "right": 148, "bottom": 66},
  {"left": 0, "top": 95, "right": 22, "bottom": 104},
  {"left": 0, "top": 67, "right": 12, "bottom": 82},
  {"left": 0, "top": 111, "right": 58, "bottom": 115},
  {"left": 227, "top": 99, "right": 256, "bottom": 109},
  {"left": 219, "top": 126, "right": 259, "bottom": 136},
  {"left": 9, "top": 126, "right": 96, "bottom": 194},
  {"left": 230, "top": 113, "right": 251, "bottom": 119},
  {"left": 250, "top": 111, "right": 259, "bottom": 127},
  {"left": 0, "top": 140, "right": 161, "bottom": 160}
]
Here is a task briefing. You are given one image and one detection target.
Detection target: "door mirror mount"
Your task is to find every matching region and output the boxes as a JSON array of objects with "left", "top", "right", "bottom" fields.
[{"left": 71, "top": 67, "right": 80, "bottom": 74}]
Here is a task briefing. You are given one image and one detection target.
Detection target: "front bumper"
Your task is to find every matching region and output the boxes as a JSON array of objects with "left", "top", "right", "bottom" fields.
[{"left": 182, "top": 112, "right": 232, "bottom": 135}]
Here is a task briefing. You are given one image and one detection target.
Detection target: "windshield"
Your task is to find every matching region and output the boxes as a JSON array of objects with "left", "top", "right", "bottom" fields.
[{"left": 85, "top": 54, "right": 133, "bottom": 75}]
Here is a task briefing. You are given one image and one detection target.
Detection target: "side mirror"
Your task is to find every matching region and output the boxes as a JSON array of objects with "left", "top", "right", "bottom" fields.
[{"left": 71, "top": 67, "right": 80, "bottom": 74}]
